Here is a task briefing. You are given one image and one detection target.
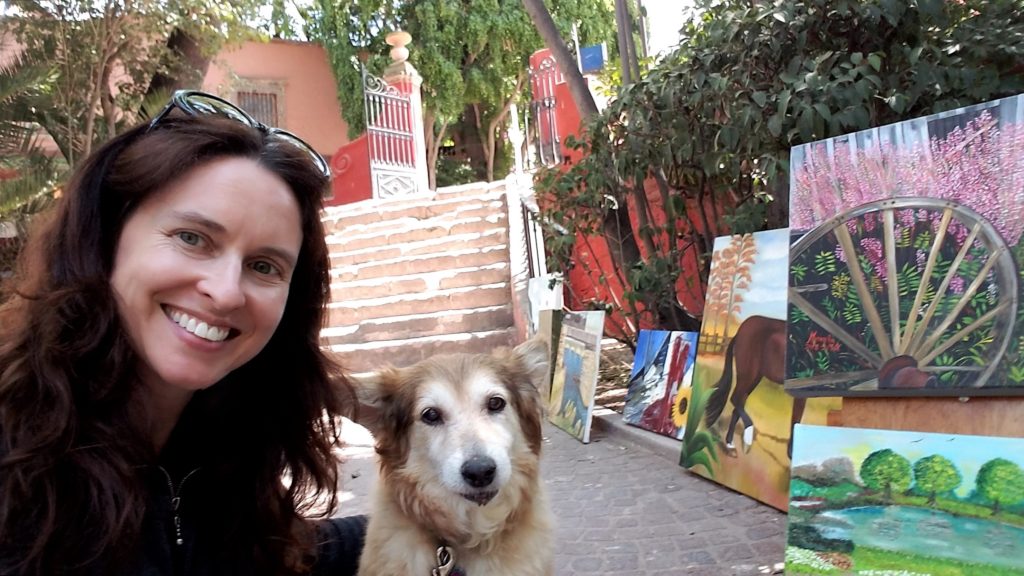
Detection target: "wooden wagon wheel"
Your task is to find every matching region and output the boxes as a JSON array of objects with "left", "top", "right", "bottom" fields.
[{"left": 786, "top": 197, "right": 1018, "bottom": 395}]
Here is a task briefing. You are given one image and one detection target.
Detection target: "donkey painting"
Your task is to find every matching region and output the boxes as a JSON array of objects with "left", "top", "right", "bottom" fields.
[{"left": 705, "top": 315, "right": 806, "bottom": 457}]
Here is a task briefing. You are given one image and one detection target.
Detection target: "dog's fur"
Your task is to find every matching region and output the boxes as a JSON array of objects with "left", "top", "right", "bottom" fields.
[{"left": 355, "top": 337, "right": 554, "bottom": 576}]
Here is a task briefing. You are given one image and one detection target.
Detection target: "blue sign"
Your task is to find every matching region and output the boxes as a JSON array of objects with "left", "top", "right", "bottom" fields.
[{"left": 580, "top": 43, "right": 607, "bottom": 74}]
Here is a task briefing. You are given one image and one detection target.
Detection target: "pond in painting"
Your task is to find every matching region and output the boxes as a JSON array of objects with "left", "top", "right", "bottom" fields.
[{"left": 810, "top": 505, "right": 1023, "bottom": 570}]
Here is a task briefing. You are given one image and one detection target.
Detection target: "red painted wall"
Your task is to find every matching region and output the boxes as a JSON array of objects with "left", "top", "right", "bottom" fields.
[
  {"left": 327, "top": 136, "right": 372, "bottom": 206},
  {"left": 530, "top": 49, "right": 719, "bottom": 339}
]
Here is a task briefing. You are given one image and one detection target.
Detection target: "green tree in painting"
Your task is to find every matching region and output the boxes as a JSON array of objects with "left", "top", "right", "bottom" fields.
[
  {"left": 912, "top": 455, "right": 962, "bottom": 506},
  {"left": 860, "top": 449, "right": 911, "bottom": 502},
  {"left": 976, "top": 458, "right": 1024, "bottom": 516}
]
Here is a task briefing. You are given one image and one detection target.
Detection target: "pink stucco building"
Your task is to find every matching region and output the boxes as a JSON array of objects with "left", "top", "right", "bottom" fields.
[{"left": 202, "top": 38, "right": 352, "bottom": 166}]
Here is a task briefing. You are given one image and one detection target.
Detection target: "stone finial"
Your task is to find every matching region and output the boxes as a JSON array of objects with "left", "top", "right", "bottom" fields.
[{"left": 386, "top": 31, "right": 412, "bottom": 64}]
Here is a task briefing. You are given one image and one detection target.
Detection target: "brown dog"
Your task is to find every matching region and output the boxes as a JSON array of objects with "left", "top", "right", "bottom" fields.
[{"left": 355, "top": 337, "right": 554, "bottom": 576}]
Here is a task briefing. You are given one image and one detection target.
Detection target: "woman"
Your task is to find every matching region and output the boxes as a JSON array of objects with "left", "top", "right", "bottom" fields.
[{"left": 0, "top": 91, "right": 365, "bottom": 575}]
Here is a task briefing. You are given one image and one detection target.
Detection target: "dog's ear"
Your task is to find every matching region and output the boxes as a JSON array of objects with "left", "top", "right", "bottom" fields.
[
  {"left": 350, "top": 371, "right": 386, "bottom": 435},
  {"left": 513, "top": 336, "right": 550, "bottom": 392}
]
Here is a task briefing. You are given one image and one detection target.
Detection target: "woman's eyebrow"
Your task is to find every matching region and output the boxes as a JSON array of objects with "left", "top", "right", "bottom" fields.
[
  {"left": 259, "top": 246, "right": 298, "bottom": 269},
  {"left": 170, "top": 210, "right": 226, "bottom": 233}
]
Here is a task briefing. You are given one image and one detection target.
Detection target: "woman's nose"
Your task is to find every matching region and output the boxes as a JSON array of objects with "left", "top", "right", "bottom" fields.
[{"left": 197, "top": 262, "right": 246, "bottom": 311}]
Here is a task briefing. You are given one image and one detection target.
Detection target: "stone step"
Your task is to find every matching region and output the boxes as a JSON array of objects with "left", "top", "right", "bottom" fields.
[
  {"left": 327, "top": 283, "right": 510, "bottom": 326},
  {"left": 330, "top": 262, "right": 509, "bottom": 302},
  {"left": 321, "top": 305, "right": 513, "bottom": 347},
  {"left": 325, "top": 197, "right": 507, "bottom": 237},
  {"left": 330, "top": 245, "right": 509, "bottom": 283},
  {"left": 321, "top": 185, "right": 506, "bottom": 230},
  {"left": 328, "top": 227, "right": 507, "bottom": 268},
  {"left": 327, "top": 328, "right": 516, "bottom": 372},
  {"left": 433, "top": 180, "right": 509, "bottom": 199},
  {"left": 329, "top": 213, "right": 506, "bottom": 253}
]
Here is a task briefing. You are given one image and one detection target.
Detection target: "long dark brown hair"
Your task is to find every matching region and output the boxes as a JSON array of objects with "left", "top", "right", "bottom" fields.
[{"left": 0, "top": 115, "right": 355, "bottom": 575}]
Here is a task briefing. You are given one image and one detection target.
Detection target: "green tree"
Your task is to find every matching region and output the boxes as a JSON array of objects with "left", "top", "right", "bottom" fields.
[
  {"left": 2, "top": 0, "right": 265, "bottom": 163},
  {"left": 912, "top": 454, "right": 962, "bottom": 506},
  {"left": 976, "top": 458, "right": 1024, "bottom": 516},
  {"left": 860, "top": 449, "right": 911, "bottom": 502},
  {"left": 309, "top": 0, "right": 615, "bottom": 187},
  {"left": 535, "top": 0, "right": 1024, "bottom": 343}
]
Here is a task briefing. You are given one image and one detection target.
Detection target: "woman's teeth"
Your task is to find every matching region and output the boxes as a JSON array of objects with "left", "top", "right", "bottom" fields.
[{"left": 169, "top": 309, "right": 230, "bottom": 342}]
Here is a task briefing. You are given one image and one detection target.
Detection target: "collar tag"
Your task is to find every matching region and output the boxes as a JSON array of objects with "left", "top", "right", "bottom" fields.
[{"left": 432, "top": 545, "right": 455, "bottom": 576}]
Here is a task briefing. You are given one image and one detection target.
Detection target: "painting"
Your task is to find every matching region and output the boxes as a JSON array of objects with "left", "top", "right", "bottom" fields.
[
  {"left": 548, "top": 310, "right": 604, "bottom": 443},
  {"left": 786, "top": 93, "right": 1024, "bottom": 397},
  {"left": 680, "top": 229, "right": 840, "bottom": 511},
  {"left": 786, "top": 424, "right": 1024, "bottom": 575},
  {"left": 623, "top": 330, "right": 698, "bottom": 439},
  {"left": 535, "top": 309, "right": 564, "bottom": 404}
]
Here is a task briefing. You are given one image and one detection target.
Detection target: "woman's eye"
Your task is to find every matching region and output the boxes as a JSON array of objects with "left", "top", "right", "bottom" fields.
[
  {"left": 250, "top": 260, "right": 279, "bottom": 276},
  {"left": 176, "top": 231, "right": 203, "bottom": 246},
  {"left": 487, "top": 396, "right": 506, "bottom": 413},
  {"left": 420, "top": 407, "right": 443, "bottom": 426}
]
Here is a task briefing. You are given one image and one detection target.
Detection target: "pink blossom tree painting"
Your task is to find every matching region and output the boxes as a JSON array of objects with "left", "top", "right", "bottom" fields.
[{"left": 786, "top": 94, "right": 1024, "bottom": 397}]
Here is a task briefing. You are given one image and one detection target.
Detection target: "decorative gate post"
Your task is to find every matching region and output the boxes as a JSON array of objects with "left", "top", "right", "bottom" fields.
[{"left": 362, "top": 31, "right": 429, "bottom": 198}]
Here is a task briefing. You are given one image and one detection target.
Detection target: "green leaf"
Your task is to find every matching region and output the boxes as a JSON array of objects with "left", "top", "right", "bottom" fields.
[
  {"left": 851, "top": 52, "right": 863, "bottom": 65},
  {"left": 752, "top": 91, "right": 767, "bottom": 107},
  {"left": 868, "top": 53, "right": 882, "bottom": 72},
  {"left": 768, "top": 114, "right": 783, "bottom": 137},
  {"left": 778, "top": 89, "right": 792, "bottom": 117},
  {"left": 683, "top": 450, "right": 715, "bottom": 477},
  {"left": 813, "top": 103, "right": 831, "bottom": 122},
  {"left": 908, "top": 45, "right": 924, "bottom": 65},
  {"left": 685, "top": 430, "right": 718, "bottom": 461}
]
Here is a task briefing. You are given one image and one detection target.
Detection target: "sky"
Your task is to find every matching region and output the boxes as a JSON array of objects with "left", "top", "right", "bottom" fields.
[
  {"left": 642, "top": 0, "right": 694, "bottom": 57},
  {"left": 793, "top": 424, "right": 1024, "bottom": 497},
  {"left": 710, "top": 229, "right": 791, "bottom": 322}
]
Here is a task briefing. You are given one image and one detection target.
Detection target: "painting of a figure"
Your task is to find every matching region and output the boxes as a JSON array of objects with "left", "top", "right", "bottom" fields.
[
  {"left": 681, "top": 229, "right": 839, "bottom": 511},
  {"left": 623, "top": 330, "right": 699, "bottom": 439},
  {"left": 548, "top": 310, "right": 604, "bottom": 443},
  {"left": 787, "top": 93, "right": 1024, "bottom": 397},
  {"left": 787, "top": 424, "right": 1024, "bottom": 575}
]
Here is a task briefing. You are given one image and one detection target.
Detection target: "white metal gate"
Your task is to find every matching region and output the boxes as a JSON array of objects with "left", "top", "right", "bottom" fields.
[{"left": 363, "top": 69, "right": 421, "bottom": 198}]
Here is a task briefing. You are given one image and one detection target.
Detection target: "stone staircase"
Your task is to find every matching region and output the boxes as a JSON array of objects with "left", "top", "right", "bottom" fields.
[{"left": 320, "top": 181, "right": 529, "bottom": 374}]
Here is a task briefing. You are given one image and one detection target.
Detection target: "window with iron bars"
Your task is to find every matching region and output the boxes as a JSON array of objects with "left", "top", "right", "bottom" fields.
[{"left": 237, "top": 91, "right": 279, "bottom": 127}]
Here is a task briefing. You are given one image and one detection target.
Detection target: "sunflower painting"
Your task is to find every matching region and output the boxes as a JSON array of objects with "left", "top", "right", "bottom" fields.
[{"left": 623, "top": 330, "right": 699, "bottom": 440}]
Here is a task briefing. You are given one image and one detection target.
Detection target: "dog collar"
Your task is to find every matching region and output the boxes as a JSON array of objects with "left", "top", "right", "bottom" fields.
[{"left": 433, "top": 544, "right": 466, "bottom": 576}]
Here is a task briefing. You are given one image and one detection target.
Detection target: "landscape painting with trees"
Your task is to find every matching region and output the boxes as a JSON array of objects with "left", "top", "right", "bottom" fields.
[
  {"left": 681, "top": 229, "right": 838, "bottom": 511},
  {"left": 787, "top": 424, "right": 1024, "bottom": 575},
  {"left": 786, "top": 94, "right": 1024, "bottom": 398}
]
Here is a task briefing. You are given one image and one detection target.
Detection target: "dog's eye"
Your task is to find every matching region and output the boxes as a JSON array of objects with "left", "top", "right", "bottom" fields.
[
  {"left": 487, "top": 396, "right": 506, "bottom": 413},
  {"left": 420, "top": 407, "right": 443, "bottom": 425}
]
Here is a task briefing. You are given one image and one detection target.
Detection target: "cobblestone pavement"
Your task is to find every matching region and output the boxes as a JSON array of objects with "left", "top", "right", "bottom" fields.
[{"left": 334, "top": 418, "right": 787, "bottom": 575}]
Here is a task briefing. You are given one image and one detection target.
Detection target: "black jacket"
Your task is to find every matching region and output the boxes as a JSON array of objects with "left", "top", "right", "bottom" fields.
[
  {"left": 0, "top": 421, "right": 367, "bottom": 575},
  {"left": 127, "top": 464, "right": 367, "bottom": 576}
]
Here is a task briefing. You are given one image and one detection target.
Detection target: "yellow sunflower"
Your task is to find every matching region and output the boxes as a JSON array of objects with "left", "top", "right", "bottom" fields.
[{"left": 670, "top": 386, "right": 692, "bottom": 428}]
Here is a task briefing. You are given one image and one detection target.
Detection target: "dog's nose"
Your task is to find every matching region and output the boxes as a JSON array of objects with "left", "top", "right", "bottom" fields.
[{"left": 461, "top": 455, "right": 497, "bottom": 488}]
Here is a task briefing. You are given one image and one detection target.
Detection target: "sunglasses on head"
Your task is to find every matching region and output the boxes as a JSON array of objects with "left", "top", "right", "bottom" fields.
[{"left": 147, "top": 90, "right": 331, "bottom": 179}]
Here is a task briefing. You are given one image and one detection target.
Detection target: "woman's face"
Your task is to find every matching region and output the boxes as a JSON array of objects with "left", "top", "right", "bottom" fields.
[{"left": 110, "top": 156, "right": 303, "bottom": 403}]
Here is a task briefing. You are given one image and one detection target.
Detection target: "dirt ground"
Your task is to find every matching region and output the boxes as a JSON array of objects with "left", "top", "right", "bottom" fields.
[{"left": 594, "top": 340, "right": 634, "bottom": 414}]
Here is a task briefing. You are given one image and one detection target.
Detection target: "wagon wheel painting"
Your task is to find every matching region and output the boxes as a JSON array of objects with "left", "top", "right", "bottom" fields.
[{"left": 785, "top": 197, "right": 1019, "bottom": 397}]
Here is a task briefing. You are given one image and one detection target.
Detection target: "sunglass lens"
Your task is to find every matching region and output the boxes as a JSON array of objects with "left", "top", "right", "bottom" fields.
[
  {"left": 183, "top": 94, "right": 252, "bottom": 124},
  {"left": 272, "top": 130, "right": 331, "bottom": 177}
]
